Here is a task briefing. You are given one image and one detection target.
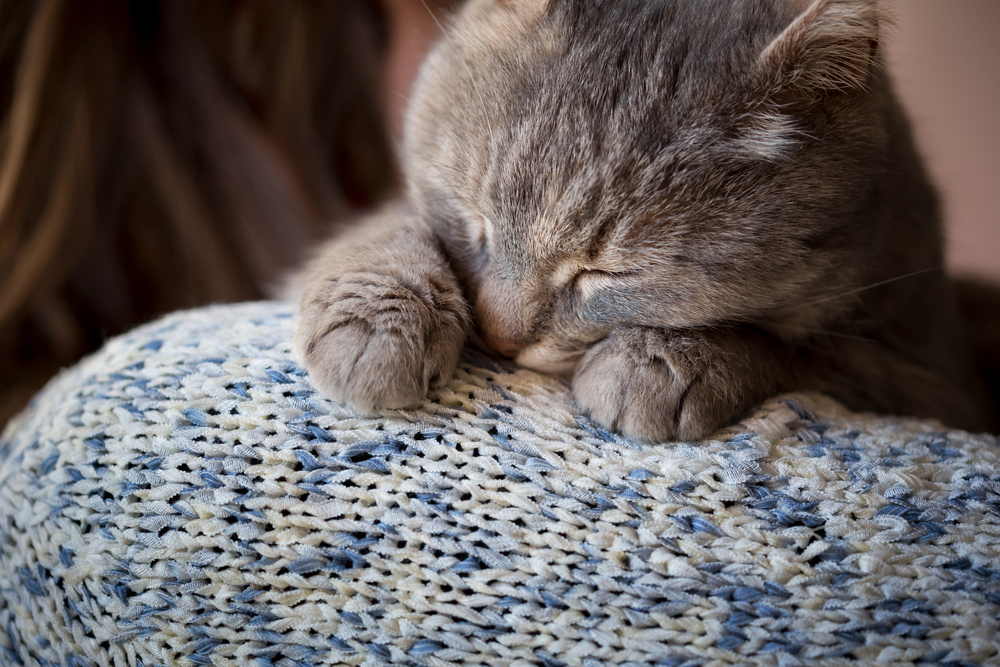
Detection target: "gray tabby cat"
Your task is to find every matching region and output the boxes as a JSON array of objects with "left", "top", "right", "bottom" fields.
[{"left": 294, "top": 0, "right": 987, "bottom": 442}]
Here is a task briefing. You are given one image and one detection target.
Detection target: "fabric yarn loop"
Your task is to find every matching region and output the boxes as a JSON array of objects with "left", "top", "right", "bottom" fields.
[{"left": 1, "top": 302, "right": 999, "bottom": 666}]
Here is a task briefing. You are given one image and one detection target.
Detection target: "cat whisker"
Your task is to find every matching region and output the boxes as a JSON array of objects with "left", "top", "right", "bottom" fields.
[
  {"left": 421, "top": 188, "right": 475, "bottom": 202},
  {"left": 419, "top": 0, "right": 497, "bottom": 149},
  {"left": 416, "top": 184, "right": 478, "bottom": 205},
  {"left": 800, "top": 267, "right": 940, "bottom": 309},
  {"left": 801, "top": 329, "right": 878, "bottom": 344},
  {"left": 388, "top": 88, "right": 411, "bottom": 103},
  {"left": 424, "top": 197, "right": 480, "bottom": 213},
  {"left": 421, "top": 193, "right": 482, "bottom": 213},
  {"left": 788, "top": 128, "right": 820, "bottom": 142},
  {"left": 400, "top": 123, "right": 479, "bottom": 161},
  {"left": 408, "top": 156, "right": 470, "bottom": 180}
]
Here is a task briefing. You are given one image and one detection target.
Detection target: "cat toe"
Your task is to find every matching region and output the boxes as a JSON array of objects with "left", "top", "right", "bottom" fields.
[
  {"left": 294, "top": 319, "right": 427, "bottom": 411},
  {"left": 572, "top": 328, "right": 742, "bottom": 443},
  {"left": 572, "top": 332, "right": 684, "bottom": 443},
  {"left": 294, "top": 272, "right": 467, "bottom": 412}
]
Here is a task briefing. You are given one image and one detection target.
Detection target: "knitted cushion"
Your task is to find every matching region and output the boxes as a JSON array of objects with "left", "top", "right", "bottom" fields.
[{"left": 1, "top": 301, "right": 999, "bottom": 667}]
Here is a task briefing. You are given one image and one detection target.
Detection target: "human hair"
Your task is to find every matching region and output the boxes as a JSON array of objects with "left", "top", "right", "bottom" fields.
[{"left": 0, "top": 0, "right": 396, "bottom": 426}]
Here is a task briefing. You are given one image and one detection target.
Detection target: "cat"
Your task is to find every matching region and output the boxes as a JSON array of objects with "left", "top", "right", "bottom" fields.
[{"left": 294, "top": 0, "right": 988, "bottom": 443}]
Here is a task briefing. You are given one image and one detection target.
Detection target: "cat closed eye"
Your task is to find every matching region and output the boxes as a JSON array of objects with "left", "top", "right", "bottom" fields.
[{"left": 570, "top": 269, "right": 635, "bottom": 296}]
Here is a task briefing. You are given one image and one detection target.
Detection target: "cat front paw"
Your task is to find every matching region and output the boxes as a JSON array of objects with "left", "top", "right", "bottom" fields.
[
  {"left": 294, "top": 271, "right": 469, "bottom": 412},
  {"left": 572, "top": 327, "right": 778, "bottom": 443}
]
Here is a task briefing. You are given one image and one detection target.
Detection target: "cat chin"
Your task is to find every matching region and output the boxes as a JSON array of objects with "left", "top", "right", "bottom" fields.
[{"left": 514, "top": 343, "right": 582, "bottom": 377}]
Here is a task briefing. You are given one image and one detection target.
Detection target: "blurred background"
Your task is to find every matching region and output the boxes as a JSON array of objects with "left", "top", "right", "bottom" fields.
[{"left": 888, "top": 0, "right": 1000, "bottom": 282}]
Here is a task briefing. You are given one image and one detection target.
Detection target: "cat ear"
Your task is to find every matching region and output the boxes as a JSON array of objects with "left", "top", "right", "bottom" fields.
[{"left": 759, "top": 0, "right": 881, "bottom": 101}]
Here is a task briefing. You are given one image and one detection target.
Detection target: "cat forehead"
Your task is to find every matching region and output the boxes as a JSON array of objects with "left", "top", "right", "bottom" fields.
[
  {"left": 421, "top": 0, "right": 885, "bottom": 245},
  {"left": 452, "top": 0, "right": 805, "bottom": 134},
  {"left": 441, "top": 0, "right": 880, "bottom": 124},
  {"left": 526, "top": 0, "right": 799, "bottom": 67}
]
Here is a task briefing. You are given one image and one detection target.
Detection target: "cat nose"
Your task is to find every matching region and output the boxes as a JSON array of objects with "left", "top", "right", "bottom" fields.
[{"left": 479, "top": 331, "right": 527, "bottom": 358}]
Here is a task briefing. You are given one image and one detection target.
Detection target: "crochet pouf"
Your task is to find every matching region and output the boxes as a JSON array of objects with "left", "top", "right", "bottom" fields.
[{"left": 2, "top": 302, "right": 999, "bottom": 667}]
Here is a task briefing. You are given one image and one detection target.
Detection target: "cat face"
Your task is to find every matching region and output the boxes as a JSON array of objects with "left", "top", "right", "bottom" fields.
[{"left": 404, "top": 0, "right": 887, "bottom": 373}]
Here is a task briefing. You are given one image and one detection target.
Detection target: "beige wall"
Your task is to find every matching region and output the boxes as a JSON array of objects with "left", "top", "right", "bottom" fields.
[{"left": 887, "top": 0, "right": 1000, "bottom": 282}]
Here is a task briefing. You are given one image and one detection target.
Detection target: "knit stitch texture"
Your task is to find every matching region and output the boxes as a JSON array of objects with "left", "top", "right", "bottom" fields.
[{"left": 1, "top": 301, "right": 999, "bottom": 667}]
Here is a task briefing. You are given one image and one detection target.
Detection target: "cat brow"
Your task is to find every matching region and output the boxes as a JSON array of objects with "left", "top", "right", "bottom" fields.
[{"left": 586, "top": 215, "right": 618, "bottom": 260}]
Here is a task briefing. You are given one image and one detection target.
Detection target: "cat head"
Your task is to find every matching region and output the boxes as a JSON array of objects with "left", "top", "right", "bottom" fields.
[{"left": 404, "top": 0, "right": 893, "bottom": 373}]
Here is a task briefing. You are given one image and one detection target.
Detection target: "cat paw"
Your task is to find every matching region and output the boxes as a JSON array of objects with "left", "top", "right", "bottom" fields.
[
  {"left": 294, "top": 271, "right": 469, "bottom": 412},
  {"left": 572, "top": 327, "right": 773, "bottom": 443}
]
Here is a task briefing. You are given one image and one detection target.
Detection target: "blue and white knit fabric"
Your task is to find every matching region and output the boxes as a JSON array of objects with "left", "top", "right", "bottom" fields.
[{"left": 2, "top": 302, "right": 999, "bottom": 667}]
